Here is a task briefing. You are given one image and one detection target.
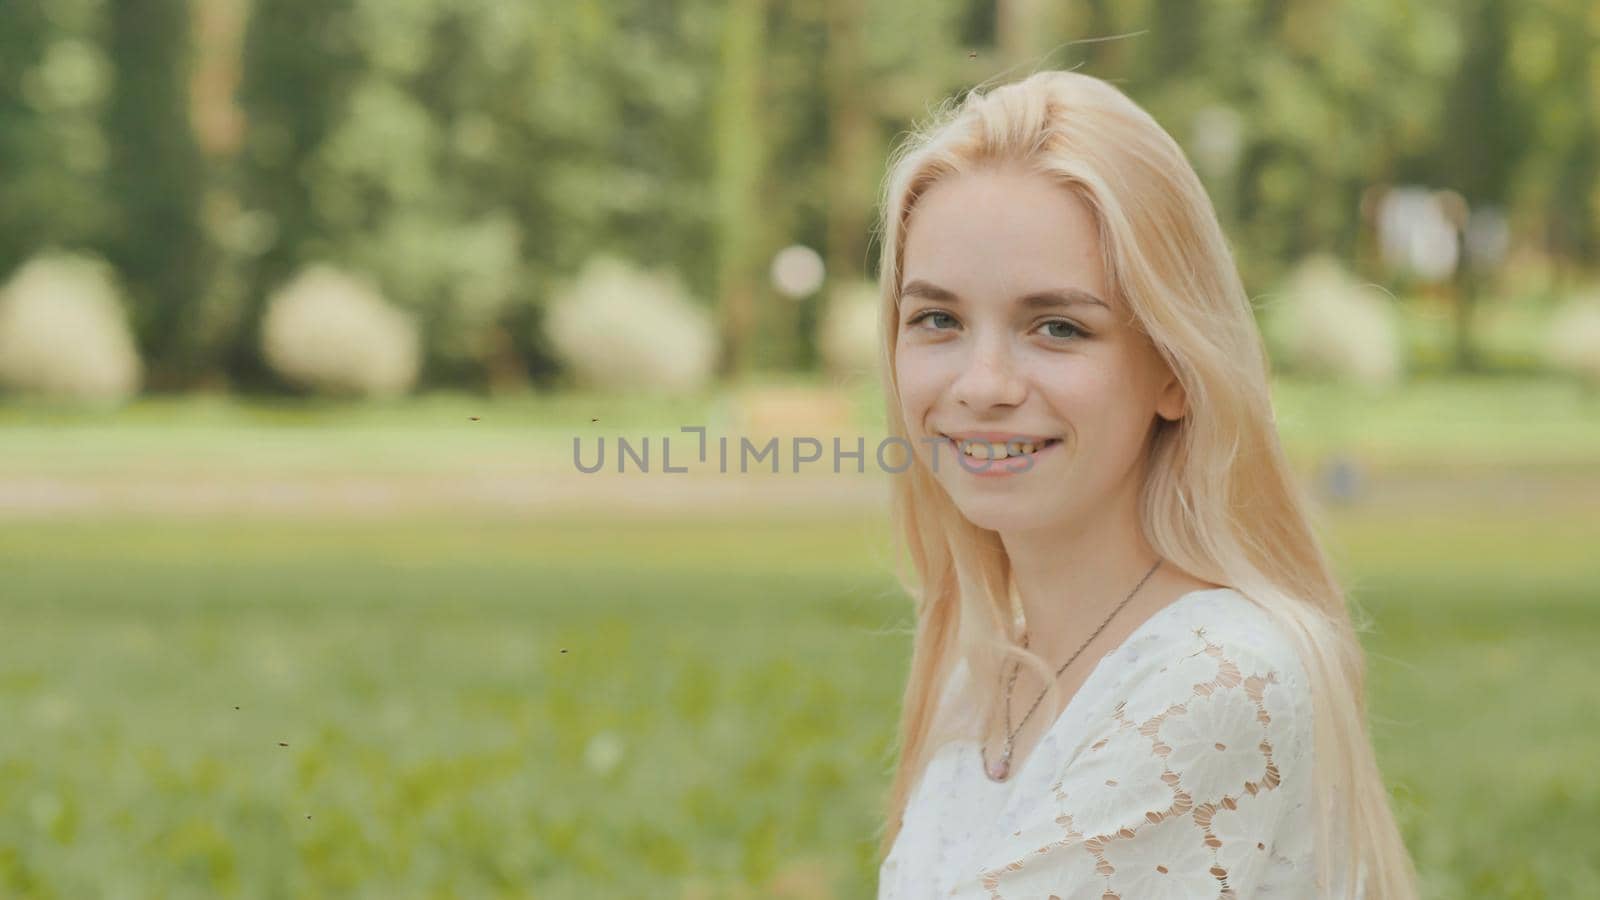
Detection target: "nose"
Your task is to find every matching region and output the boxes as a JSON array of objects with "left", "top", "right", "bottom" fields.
[{"left": 950, "top": 338, "right": 1025, "bottom": 410}]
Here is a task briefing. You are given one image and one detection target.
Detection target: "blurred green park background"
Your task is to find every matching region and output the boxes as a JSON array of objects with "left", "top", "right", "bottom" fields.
[{"left": 2, "top": 0, "right": 1599, "bottom": 897}]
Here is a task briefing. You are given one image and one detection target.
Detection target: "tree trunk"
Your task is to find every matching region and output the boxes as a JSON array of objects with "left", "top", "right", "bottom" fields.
[{"left": 712, "top": 0, "right": 769, "bottom": 380}]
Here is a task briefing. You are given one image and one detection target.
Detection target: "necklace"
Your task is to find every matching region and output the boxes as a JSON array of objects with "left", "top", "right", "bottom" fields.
[{"left": 980, "top": 558, "right": 1163, "bottom": 783}]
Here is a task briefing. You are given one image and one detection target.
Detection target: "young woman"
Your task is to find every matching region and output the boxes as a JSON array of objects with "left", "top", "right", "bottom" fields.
[{"left": 872, "top": 71, "right": 1417, "bottom": 899}]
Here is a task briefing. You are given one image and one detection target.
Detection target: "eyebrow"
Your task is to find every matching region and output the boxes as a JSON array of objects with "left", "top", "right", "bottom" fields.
[{"left": 898, "top": 279, "right": 1110, "bottom": 311}]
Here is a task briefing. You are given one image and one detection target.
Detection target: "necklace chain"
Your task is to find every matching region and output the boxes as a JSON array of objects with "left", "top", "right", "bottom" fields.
[{"left": 982, "top": 558, "right": 1163, "bottom": 783}]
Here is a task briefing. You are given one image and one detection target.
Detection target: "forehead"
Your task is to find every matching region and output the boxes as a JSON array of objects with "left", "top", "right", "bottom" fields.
[{"left": 900, "top": 168, "right": 1109, "bottom": 305}]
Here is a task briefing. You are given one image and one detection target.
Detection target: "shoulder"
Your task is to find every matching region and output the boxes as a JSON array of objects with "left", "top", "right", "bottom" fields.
[
  {"left": 1093, "top": 589, "right": 1316, "bottom": 792},
  {"left": 1134, "top": 586, "right": 1309, "bottom": 671},
  {"left": 1097, "top": 587, "right": 1314, "bottom": 733},
  {"left": 1052, "top": 587, "right": 1318, "bottom": 827}
]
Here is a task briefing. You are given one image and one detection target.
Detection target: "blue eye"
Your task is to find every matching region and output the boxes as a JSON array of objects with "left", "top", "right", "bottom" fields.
[
  {"left": 908, "top": 310, "right": 958, "bottom": 330},
  {"left": 1039, "top": 320, "right": 1086, "bottom": 340}
]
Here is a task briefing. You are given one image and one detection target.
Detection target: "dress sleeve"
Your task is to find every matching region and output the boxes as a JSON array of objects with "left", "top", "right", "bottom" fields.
[{"left": 970, "top": 625, "right": 1316, "bottom": 899}]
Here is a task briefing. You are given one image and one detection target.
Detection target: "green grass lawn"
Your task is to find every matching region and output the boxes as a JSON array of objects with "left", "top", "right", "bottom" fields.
[
  {"left": 1, "top": 505, "right": 1596, "bottom": 899},
  {"left": 1, "top": 379, "right": 1596, "bottom": 897},
  {"left": 2, "top": 374, "right": 1597, "bottom": 477},
  {"left": 0, "top": 515, "right": 905, "bottom": 899}
]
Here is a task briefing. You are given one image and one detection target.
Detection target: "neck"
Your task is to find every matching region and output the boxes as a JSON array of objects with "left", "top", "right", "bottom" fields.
[{"left": 999, "top": 473, "right": 1162, "bottom": 654}]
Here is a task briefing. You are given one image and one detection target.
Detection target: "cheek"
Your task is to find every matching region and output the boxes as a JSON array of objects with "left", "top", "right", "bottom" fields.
[
  {"left": 1035, "top": 361, "right": 1138, "bottom": 434},
  {"left": 1031, "top": 353, "right": 1103, "bottom": 399},
  {"left": 1068, "top": 378, "right": 1157, "bottom": 454},
  {"left": 893, "top": 344, "right": 938, "bottom": 416}
]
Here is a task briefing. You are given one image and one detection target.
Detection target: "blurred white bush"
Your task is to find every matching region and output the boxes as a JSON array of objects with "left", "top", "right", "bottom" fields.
[
  {"left": 0, "top": 251, "right": 142, "bottom": 403},
  {"left": 544, "top": 256, "right": 716, "bottom": 393},
  {"left": 1262, "top": 255, "right": 1404, "bottom": 386},
  {"left": 260, "top": 264, "right": 420, "bottom": 397},
  {"left": 1544, "top": 289, "right": 1600, "bottom": 386},
  {"left": 818, "top": 280, "right": 882, "bottom": 378}
]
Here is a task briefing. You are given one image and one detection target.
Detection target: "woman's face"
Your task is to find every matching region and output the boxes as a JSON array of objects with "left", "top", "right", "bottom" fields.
[{"left": 893, "top": 166, "right": 1185, "bottom": 535}]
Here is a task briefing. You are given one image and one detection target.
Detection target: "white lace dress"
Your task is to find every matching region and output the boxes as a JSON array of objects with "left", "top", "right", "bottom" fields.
[{"left": 877, "top": 587, "right": 1355, "bottom": 899}]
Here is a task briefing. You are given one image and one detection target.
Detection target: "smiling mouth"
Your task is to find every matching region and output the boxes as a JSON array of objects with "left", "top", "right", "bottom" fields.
[{"left": 941, "top": 435, "right": 1063, "bottom": 461}]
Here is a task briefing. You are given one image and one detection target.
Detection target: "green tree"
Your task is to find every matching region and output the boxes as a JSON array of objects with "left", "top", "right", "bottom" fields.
[
  {"left": 0, "top": 0, "right": 114, "bottom": 281},
  {"left": 231, "top": 0, "right": 363, "bottom": 389},
  {"left": 101, "top": 0, "right": 212, "bottom": 388},
  {"left": 1434, "top": 0, "right": 1526, "bottom": 371}
]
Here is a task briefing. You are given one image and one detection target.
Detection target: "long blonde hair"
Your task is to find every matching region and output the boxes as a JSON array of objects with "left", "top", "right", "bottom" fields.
[{"left": 872, "top": 70, "right": 1416, "bottom": 899}]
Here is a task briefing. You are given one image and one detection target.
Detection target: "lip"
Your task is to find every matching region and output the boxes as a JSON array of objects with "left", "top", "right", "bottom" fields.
[{"left": 939, "top": 432, "right": 1062, "bottom": 477}]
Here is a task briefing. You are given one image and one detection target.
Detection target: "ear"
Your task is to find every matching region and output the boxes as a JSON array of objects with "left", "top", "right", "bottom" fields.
[{"left": 1155, "top": 370, "right": 1186, "bottom": 422}]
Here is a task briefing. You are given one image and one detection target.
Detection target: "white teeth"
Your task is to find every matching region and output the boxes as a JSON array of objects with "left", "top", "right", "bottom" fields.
[{"left": 952, "top": 439, "right": 1053, "bottom": 459}]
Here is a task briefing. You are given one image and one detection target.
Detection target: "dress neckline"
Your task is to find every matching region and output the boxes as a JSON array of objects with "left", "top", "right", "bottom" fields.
[{"left": 967, "top": 585, "right": 1238, "bottom": 791}]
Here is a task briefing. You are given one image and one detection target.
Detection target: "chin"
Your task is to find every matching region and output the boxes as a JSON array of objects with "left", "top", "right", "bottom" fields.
[{"left": 945, "top": 492, "right": 1060, "bottom": 534}]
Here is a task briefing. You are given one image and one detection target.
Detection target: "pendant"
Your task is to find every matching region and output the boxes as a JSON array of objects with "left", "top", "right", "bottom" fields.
[{"left": 984, "top": 746, "right": 1011, "bottom": 782}]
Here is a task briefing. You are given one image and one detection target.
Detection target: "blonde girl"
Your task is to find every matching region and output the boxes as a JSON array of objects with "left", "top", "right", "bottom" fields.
[{"left": 873, "top": 70, "right": 1416, "bottom": 899}]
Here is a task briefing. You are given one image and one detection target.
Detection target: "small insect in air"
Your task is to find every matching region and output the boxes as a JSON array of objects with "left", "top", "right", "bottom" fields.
[
  {"left": 967, "top": 50, "right": 977, "bottom": 59},
  {"left": 278, "top": 742, "right": 289, "bottom": 747},
  {"left": 590, "top": 418, "right": 598, "bottom": 423},
  {"left": 469, "top": 416, "right": 481, "bottom": 421},
  {"left": 560, "top": 648, "right": 568, "bottom": 654}
]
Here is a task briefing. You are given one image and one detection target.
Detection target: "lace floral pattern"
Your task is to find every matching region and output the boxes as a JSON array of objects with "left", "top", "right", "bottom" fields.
[{"left": 878, "top": 588, "right": 1347, "bottom": 899}]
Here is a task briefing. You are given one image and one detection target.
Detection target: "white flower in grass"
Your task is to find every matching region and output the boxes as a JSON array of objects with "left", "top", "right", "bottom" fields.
[
  {"left": 1057, "top": 725, "right": 1173, "bottom": 839},
  {"left": 583, "top": 730, "right": 624, "bottom": 776},
  {"left": 1160, "top": 689, "right": 1268, "bottom": 799},
  {"left": 1100, "top": 814, "right": 1220, "bottom": 899}
]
